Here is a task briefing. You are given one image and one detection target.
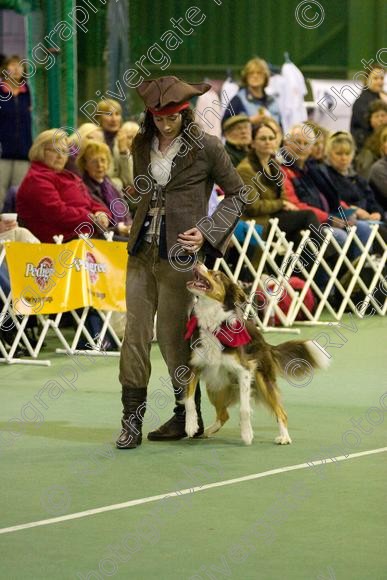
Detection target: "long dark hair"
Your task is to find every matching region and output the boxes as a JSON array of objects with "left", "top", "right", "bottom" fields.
[
  {"left": 248, "top": 122, "right": 283, "bottom": 197},
  {"left": 132, "top": 108, "right": 203, "bottom": 159}
]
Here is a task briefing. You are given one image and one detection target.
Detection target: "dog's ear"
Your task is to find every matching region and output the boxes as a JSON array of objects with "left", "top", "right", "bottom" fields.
[{"left": 224, "top": 279, "right": 247, "bottom": 312}]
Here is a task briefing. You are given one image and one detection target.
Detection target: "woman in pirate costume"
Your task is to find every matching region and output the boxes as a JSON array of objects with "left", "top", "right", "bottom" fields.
[{"left": 116, "top": 76, "right": 245, "bottom": 449}]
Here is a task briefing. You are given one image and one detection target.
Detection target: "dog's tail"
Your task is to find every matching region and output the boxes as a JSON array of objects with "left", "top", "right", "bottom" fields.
[{"left": 271, "top": 340, "right": 330, "bottom": 378}]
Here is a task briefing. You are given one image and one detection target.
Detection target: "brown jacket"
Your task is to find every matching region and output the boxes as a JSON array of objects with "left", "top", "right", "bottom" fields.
[
  {"left": 127, "top": 133, "right": 245, "bottom": 257},
  {"left": 237, "top": 155, "right": 285, "bottom": 227}
]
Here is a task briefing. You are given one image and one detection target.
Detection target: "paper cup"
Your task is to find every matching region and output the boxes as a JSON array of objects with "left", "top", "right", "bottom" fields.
[{"left": 0, "top": 213, "right": 18, "bottom": 222}]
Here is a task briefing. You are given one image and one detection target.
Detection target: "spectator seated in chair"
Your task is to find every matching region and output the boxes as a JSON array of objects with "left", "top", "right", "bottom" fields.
[
  {"left": 95, "top": 99, "right": 136, "bottom": 193},
  {"left": 369, "top": 125, "right": 387, "bottom": 218},
  {"left": 16, "top": 129, "right": 112, "bottom": 243},
  {"left": 76, "top": 140, "right": 132, "bottom": 239},
  {"left": 65, "top": 123, "right": 104, "bottom": 176},
  {"left": 304, "top": 122, "right": 329, "bottom": 167},
  {"left": 237, "top": 121, "right": 333, "bottom": 287},
  {"left": 16, "top": 129, "right": 115, "bottom": 351},
  {"left": 350, "top": 64, "right": 387, "bottom": 149},
  {"left": 222, "top": 113, "right": 252, "bottom": 167},
  {"left": 355, "top": 100, "right": 387, "bottom": 179},
  {"left": 320, "top": 132, "right": 384, "bottom": 224},
  {"left": 281, "top": 125, "right": 377, "bottom": 260}
]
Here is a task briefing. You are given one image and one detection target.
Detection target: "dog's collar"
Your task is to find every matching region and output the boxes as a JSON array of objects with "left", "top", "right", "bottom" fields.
[{"left": 184, "top": 315, "right": 252, "bottom": 347}]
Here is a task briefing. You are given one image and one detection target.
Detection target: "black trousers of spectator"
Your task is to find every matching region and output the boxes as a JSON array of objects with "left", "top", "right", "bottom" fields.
[
  {"left": 273, "top": 209, "right": 320, "bottom": 248},
  {"left": 258, "top": 210, "right": 337, "bottom": 287}
]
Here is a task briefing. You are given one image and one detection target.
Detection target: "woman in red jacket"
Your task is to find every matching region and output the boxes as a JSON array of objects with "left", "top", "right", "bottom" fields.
[{"left": 17, "top": 129, "right": 111, "bottom": 243}]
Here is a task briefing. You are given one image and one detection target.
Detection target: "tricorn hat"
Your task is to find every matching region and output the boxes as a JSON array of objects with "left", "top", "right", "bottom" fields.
[{"left": 137, "top": 76, "right": 211, "bottom": 115}]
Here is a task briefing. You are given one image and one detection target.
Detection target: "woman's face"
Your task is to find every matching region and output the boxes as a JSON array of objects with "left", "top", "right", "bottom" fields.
[
  {"left": 367, "top": 68, "right": 385, "bottom": 93},
  {"left": 252, "top": 126, "right": 277, "bottom": 157},
  {"left": 285, "top": 128, "right": 313, "bottom": 164},
  {"left": 84, "top": 152, "right": 109, "bottom": 182},
  {"left": 153, "top": 113, "right": 182, "bottom": 141},
  {"left": 328, "top": 145, "right": 354, "bottom": 173},
  {"left": 246, "top": 67, "right": 266, "bottom": 90},
  {"left": 122, "top": 128, "right": 138, "bottom": 150},
  {"left": 43, "top": 141, "right": 68, "bottom": 171},
  {"left": 311, "top": 136, "right": 326, "bottom": 160},
  {"left": 100, "top": 109, "right": 122, "bottom": 133},
  {"left": 370, "top": 110, "right": 387, "bottom": 130}
]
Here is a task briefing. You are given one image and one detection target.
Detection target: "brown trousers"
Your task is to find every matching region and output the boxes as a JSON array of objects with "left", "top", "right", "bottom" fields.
[{"left": 119, "top": 241, "right": 196, "bottom": 394}]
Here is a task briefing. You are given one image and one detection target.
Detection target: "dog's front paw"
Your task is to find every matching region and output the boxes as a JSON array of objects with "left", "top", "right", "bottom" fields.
[
  {"left": 185, "top": 414, "right": 199, "bottom": 438},
  {"left": 275, "top": 434, "right": 292, "bottom": 445},
  {"left": 241, "top": 424, "right": 254, "bottom": 446}
]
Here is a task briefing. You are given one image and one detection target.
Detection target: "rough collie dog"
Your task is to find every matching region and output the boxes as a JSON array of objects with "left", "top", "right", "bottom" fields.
[{"left": 184, "top": 263, "right": 329, "bottom": 445}]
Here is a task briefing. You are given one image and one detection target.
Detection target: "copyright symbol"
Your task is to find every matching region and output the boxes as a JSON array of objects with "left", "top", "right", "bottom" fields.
[
  {"left": 284, "top": 358, "right": 314, "bottom": 388},
  {"left": 52, "top": 126, "right": 76, "bottom": 155},
  {"left": 168, "top": 244, "right": 199, "bottom": 273},
  {"left": 40, "top": 485, "right": 71, "bottom": 515},
  {"left": 295, "top": 0, "right": 325, "bottom": 29}
]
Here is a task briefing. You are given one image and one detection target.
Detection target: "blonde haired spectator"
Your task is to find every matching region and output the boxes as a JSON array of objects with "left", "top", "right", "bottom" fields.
[
  {"left": 305, "top": 122, "right": 329, "bottom": 164},
  {"left": 66, "top": 123, "right": 104, "bottom": 175},
  {"left": 95, "top": 99, "right": 135, "bottom": 191},
  {"left": 119, "top": 121, "right": 140, "bottom": 152},
  {"left": 76, "top": 139, "right": 132, "bottom": 235},
  {"left": 69, "top": 123, "right": 104, "bottom": 150},
  {"left": 17, "top": 129, "right": 111, "bottom": 242},
  {"left": 264, "top": 116, "right": 283, "bottom": 149},
  {"left": 323, "top": 131, "right": 383, "bottom": 221},
  {"left": 222, "top": 57, "right": 282, "bottom": 127}
]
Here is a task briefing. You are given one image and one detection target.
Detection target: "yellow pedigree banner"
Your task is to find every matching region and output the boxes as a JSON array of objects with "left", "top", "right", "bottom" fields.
[{"left": 5, "top": 239, "right": 127, "bottom": 315}]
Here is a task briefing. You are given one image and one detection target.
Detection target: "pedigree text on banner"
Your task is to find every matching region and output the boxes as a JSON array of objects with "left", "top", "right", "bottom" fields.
[{"left": 5, "top": 239, "right": 127, "bottom": 315}]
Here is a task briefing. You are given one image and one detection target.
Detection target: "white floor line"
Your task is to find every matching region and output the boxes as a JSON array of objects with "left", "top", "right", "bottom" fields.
[{"left": 1, "top": 446, "right": 386, "bottom": 536}]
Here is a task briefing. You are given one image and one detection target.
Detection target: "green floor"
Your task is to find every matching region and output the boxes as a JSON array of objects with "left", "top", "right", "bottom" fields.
[{"left": 0, "top": 314, "right": 386, "bottom": 579}]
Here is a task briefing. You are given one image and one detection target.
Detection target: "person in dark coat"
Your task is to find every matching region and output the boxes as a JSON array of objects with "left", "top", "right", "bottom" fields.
[
  {"left": 116, "top": 76, "right": 245, "bottom": 450},
  {"left": 350, "top": 64, "right": 387, "bottom": 149},
  {"left": 0, "top": 55, "right": 32, "bottom": 210},
  {"left": 281, "top": 125, "right": 376, "bottom": 260},
  {"left": 355, "top": 100, "right": 387, "bottom": 178},
  {"left": 322, "top": 132, "right": 383, "bottom": 220},
  {"left": 222, "top": 113, "right": 252, "bottom": 167},
  {"left": 369, "top": 126, "right": 387, "bottom": 215}
]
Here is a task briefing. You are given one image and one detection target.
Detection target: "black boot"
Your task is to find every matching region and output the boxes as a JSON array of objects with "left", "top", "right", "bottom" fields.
[
  {"left": 116, "top": 387, "right": 147, "bottom": 449},
  {"left": 147, "top": 384, "right": 204, "bottom": 441}
]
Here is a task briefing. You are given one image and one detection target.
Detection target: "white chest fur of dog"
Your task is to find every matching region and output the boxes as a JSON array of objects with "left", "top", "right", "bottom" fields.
[
  {"left": 187, "top": 297, "right": 254, "bottom": 445},
  {"left": 190, "top": 298, "right": 250, "bottom": 389}
]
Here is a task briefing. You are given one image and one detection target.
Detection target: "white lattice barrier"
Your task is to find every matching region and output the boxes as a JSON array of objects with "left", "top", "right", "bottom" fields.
[
  {"left": 293, "top": 223, "right": 386, "bottom": 324},
  {"left": 1, "top": 222, "right": 385, "bottom": 364},
  {"left": 213, "top": 219, "right": 386, "bottom": 331}
]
